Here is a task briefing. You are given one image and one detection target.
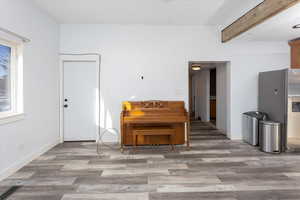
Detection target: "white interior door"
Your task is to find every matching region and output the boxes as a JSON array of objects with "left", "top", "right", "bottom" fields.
[{"left": 63, "top": 61, "right": 98, "bottom": 141}]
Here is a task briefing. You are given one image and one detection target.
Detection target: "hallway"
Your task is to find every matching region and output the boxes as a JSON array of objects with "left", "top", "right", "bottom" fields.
[
  {"left": 190, "top": 121, "right": 228, "bottom": 141},
  {"left": 2, "top": 127, "right": 300, "bottom": 199}
]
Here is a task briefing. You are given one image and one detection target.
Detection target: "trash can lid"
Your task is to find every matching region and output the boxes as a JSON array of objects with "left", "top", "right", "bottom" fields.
[
  {"left": 259, "top": 121, "right": 281, "bottom": 126},
  {"left": 243, "top": 111, "right": 267, "bottom": 119}
]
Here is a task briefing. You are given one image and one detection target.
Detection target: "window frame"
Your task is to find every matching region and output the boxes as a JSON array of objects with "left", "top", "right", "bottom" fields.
[{"left": 0, "top": 38, "right": 24, "bottom": 124}]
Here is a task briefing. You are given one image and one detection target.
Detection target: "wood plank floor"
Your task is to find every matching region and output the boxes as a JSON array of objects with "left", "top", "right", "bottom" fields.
[{"left": 2, "top": 122, "right": 300, "bottom": 199}]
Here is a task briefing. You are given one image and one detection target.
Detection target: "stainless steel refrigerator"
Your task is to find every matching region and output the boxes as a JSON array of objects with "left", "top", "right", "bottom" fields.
[{"left": 259, "top": 68, "right": 300, "bottom": 152}]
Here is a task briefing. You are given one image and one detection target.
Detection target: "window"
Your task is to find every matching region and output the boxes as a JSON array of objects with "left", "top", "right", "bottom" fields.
[
  {"left": 0, "top": 38, "right": 23, "bottom": 124},
  {"left": 0, "top": 44, "right": 12, "bottom": 112}
]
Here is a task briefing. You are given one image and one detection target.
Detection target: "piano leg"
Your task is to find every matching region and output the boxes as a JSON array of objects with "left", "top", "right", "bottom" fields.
[
  {"left": 133, "top": 133, "right": 137, "bottom": 150},
  {"left": 120, "top": 122, "right": 124, "bottom": 153},
  {"left": 170, "top": 134, "right": 175, "bottom": 151},
  {"left": 120, "top": 138, "right": 124, "bottom": 153}
]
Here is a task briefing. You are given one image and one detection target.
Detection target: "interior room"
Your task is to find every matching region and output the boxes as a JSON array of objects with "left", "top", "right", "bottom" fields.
[{"left": 1, "top": 0, "right": 300, "bottom": 199}]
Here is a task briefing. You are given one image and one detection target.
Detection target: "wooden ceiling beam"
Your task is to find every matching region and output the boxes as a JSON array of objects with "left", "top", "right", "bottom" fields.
[{"left": 222, "top": 0, "right": 300, "bottom": 43}]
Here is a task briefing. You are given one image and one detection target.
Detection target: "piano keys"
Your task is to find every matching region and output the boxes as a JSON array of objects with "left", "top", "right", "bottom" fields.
[{"left": 120, "top": 100, "right": 190, "bottom": 150}]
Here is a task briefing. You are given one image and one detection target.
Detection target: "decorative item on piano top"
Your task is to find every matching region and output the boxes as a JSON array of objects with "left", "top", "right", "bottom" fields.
[
  {"left": 141, "top": 100, "right": 166, "bottom": 109},
  {"left": 120, "top": 100, "right": 190, "bottom": 152}
]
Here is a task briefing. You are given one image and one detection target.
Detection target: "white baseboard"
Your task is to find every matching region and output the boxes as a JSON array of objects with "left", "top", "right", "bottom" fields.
[{"left": 0, "top": 140, "right": 60, "bottom": 181}]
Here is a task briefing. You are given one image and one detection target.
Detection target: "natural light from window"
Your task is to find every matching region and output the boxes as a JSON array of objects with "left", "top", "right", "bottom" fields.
[
  {"left": 0, "top": 38, "right": 24, "bottom": 124},
  {"left": 0, "top": 44, "right": 12, "bottom": 112}
]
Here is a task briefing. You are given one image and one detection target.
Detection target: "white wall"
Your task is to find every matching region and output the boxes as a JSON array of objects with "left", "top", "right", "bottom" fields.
[
  {"left": 0, "top": 0, "right": 59, "bottom": 180},
  {"left": 229, "top": 54, "right": 289, "bottom": 139},
  {"left": 60, "top": 24, "right": 290, "bottom": 141},
  {"left": 194, "top": 70, "right": 210, "bottom": 122},
  {"left": 216, "top": 63, "right": 227, "bottom": 133}
]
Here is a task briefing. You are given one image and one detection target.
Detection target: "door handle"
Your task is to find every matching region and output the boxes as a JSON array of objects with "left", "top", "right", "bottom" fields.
[{"left": 64, "top": 104, "right": 68, "bottom": 108}]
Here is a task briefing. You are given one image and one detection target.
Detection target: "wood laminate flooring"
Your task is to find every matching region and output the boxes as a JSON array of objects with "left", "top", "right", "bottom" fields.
[{"left": 1, "top": 122, "right": 300, "bottom": 200}]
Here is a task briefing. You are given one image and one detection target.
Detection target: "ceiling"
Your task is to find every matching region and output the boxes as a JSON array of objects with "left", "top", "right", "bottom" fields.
[
  {"left": 32, "top": 0, "right": 262, "bottom": 26},
  {"left": 32, "top": 0, "right": 300, "bottom": 41}
]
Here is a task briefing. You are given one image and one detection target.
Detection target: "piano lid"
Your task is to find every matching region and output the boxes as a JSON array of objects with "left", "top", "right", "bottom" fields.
[
  {"left": 122, "top": 100, "right": 188, "bottom": 124},
  {"left": 123, "top": 100, "right": 186, "bottom": 112}
]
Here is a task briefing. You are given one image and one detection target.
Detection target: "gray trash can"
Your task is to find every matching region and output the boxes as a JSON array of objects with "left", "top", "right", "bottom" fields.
[
  {"left": 259, "top": 121, "right": 281, "bottom": 153},
  {"left": 242, "top": 112, "right": 267, "bottom": 146}
]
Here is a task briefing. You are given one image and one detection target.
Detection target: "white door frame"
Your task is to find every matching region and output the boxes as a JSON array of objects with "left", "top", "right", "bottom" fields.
[{"left": 59, "top": 54, "right": 101, "bottom": 143}]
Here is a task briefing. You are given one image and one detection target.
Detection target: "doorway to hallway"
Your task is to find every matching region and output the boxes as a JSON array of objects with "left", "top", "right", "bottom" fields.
[{"left": 188, "top": 61, "right": 230, "bottom": 139}]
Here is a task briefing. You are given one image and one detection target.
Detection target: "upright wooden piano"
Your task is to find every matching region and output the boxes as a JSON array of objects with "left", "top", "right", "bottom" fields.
[{"left": 120, "top": 100, "right": 190, "bottom": 150}]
